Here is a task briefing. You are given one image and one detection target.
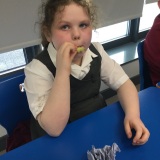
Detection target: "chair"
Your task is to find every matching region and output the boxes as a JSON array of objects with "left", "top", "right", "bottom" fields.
[
  {"left": 0, "top": 74, "right": 31, "bottom": 136},
  {"left": 137, "top": 40, "right": 153, "bottom": 90}
]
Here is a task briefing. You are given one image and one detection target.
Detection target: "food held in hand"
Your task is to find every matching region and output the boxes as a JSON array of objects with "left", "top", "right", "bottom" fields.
[{"left": 77, "top": 46, "right": 85, "bottom": 53}]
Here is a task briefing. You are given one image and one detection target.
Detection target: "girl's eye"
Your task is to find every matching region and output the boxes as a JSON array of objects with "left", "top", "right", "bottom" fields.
[
  {"left": 79, "top": 23, "right": 89, "bottom": 29},
  {"left": 60, "top": 25, "right": 70, "bottom": 30}
]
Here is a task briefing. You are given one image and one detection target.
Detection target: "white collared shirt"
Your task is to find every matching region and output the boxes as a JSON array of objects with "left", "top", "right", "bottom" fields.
[{"left": 24, "top": 42, "right": 129, "bottom": 118}]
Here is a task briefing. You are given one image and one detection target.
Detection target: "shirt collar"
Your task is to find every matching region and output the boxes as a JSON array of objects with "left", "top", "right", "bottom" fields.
[{"left": 47, "top": 42, "right": 98, "bottom": 68}]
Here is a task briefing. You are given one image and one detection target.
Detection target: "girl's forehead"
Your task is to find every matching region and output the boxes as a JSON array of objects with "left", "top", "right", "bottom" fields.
[{"left": 55, "top": 3, "right": 89, "bottom": 20}]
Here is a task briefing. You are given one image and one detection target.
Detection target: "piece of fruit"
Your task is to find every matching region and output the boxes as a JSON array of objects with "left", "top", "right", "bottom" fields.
[{"left": 77, "top": 46, "right": 85, "bottom": 53}]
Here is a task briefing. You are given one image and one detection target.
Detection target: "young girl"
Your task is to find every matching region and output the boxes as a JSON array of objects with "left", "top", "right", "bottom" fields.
[{"left": 24, "top": 0, "right": 150, "bottom": 145}]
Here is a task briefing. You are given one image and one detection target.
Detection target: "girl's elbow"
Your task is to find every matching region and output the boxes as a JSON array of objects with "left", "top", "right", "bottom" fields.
[
  {"left": 47, "top": 129, "right": 63, "bottom": 137},
  {"left": 38, "top": 112, "right": 68, "bottom": 137}
]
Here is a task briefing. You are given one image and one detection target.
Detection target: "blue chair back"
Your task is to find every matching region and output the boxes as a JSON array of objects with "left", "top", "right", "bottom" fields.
[
  {"left": 137, "top": 40, "right": 153, "bottom": 90},
  {"left": 0, "top": 74, "right": 31, "bottom": 136}
]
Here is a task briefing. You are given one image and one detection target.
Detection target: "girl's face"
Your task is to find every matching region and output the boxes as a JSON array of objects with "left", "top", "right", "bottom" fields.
[{"left": 46, "top": 3, "right": 92, "bottom": 52}]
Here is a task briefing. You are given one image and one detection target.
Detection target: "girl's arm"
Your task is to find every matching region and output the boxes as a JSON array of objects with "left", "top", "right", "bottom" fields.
[
  {"left": 37, "top": 71, "right": 70, "bottom": 137},
  {"left": 37, "top": 42, "right": 77, "bottom": 137},
  {"left": 117, "top": 79, "right": 150, "bottom": 145}
]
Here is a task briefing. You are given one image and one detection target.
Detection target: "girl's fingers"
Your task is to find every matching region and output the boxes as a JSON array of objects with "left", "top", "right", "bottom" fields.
[
  {"left": 132, "top": 126, "right": 150, "bottom": 145},
  {"left": 124, "top": 118, "right": 150, "bottom": 145},
  {"left": 132, "top": 128, "right": 142, "bottom": 144},
  {"left": 124, "top": 121, "right": 132, "bottom": 139},
  {"left": 56, "top": 43, "right": 74, "bottom": 64}
]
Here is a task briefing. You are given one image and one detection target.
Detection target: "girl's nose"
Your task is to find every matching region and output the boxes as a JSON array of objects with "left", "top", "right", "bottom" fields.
[
  {"left": 72, "top": 28, "right": 80, "bottom": 40},
  {"left": 73, "top": 35, "right": 80, "bottom": 40}
]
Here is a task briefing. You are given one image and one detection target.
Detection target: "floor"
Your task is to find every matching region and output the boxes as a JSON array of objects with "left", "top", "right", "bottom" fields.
[
  {"left": 0, "top": 150, "right": 6, "bottom": 156},
  {"left": 0, "top": 84, "right": 140, "bottom": 156}
]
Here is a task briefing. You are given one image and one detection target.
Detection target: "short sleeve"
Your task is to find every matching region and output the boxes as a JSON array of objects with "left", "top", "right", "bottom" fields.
[
  {"left": 92, "top": 42, "right": 129, "bottom": 90},
  {"left": 24, "top": 59, "right": 54, "bottom": 118}
]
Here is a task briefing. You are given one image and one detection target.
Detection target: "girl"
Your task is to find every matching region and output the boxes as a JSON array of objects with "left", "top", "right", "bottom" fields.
[{"left": 24, "top": 0, "right": 150, "bottom": 145}]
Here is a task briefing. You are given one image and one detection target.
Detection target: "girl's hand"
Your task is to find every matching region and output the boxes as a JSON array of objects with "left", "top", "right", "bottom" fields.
[
  {"left": 56, "top": 42, "right": 77, "bottom": 76},
  {"left": 124, "top": 115, "right": 150, "bottom": 145}
]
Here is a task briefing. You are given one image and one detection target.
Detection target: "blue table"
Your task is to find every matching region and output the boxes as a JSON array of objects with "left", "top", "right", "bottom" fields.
[{"left": 1, "top": 87, "right": 160, "bottom": 160}]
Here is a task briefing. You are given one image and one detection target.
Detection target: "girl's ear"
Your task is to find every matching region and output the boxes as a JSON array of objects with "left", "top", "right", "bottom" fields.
[{"left": 43, "top": 27, "right": 52, "bottom": 42}]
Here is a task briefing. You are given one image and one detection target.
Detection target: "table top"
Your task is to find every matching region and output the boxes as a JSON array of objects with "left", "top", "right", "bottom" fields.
[{"left": 1, "top": 87, "right": 160, "bottom": 160}]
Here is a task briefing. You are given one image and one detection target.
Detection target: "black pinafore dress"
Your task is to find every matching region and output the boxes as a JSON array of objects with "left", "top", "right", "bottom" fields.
[{"left": 30, "top": 44, "right": 107, "bottom": 139}]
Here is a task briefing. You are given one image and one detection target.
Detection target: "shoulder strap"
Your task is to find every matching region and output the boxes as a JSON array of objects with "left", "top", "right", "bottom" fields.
[
  {"left": 35, "top": 49, "right": 56, "bottom": 76},
  {"left": 89, "top": 43, "right": 101, "bottom": 58}
]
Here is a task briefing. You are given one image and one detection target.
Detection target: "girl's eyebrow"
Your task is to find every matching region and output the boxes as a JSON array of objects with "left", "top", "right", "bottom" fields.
[
  {"left": 81, "top": 20, "right": 91, "bottom": 23},
  {"left": 58, "top": 20, "right": 69, "bottom": 24},
  {"left": 56, "top": 19, "right": 71, "bottom": 25},
  {"left": 56, "top": 17, "right": 91, "bottom": 26}
]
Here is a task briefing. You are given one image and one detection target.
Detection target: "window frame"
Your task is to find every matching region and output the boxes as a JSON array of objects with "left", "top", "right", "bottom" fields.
[
  {"left": 0, "top": 16, "right": 149, "bottom": 78},
  {"left": 102, "top": 18, "right": 148, "bottom": 51}
]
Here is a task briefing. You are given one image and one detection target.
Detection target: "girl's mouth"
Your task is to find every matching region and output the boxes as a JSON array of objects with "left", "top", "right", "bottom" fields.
[{"left": 77, "top": 46, "right": 85, "bottom": 53}]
